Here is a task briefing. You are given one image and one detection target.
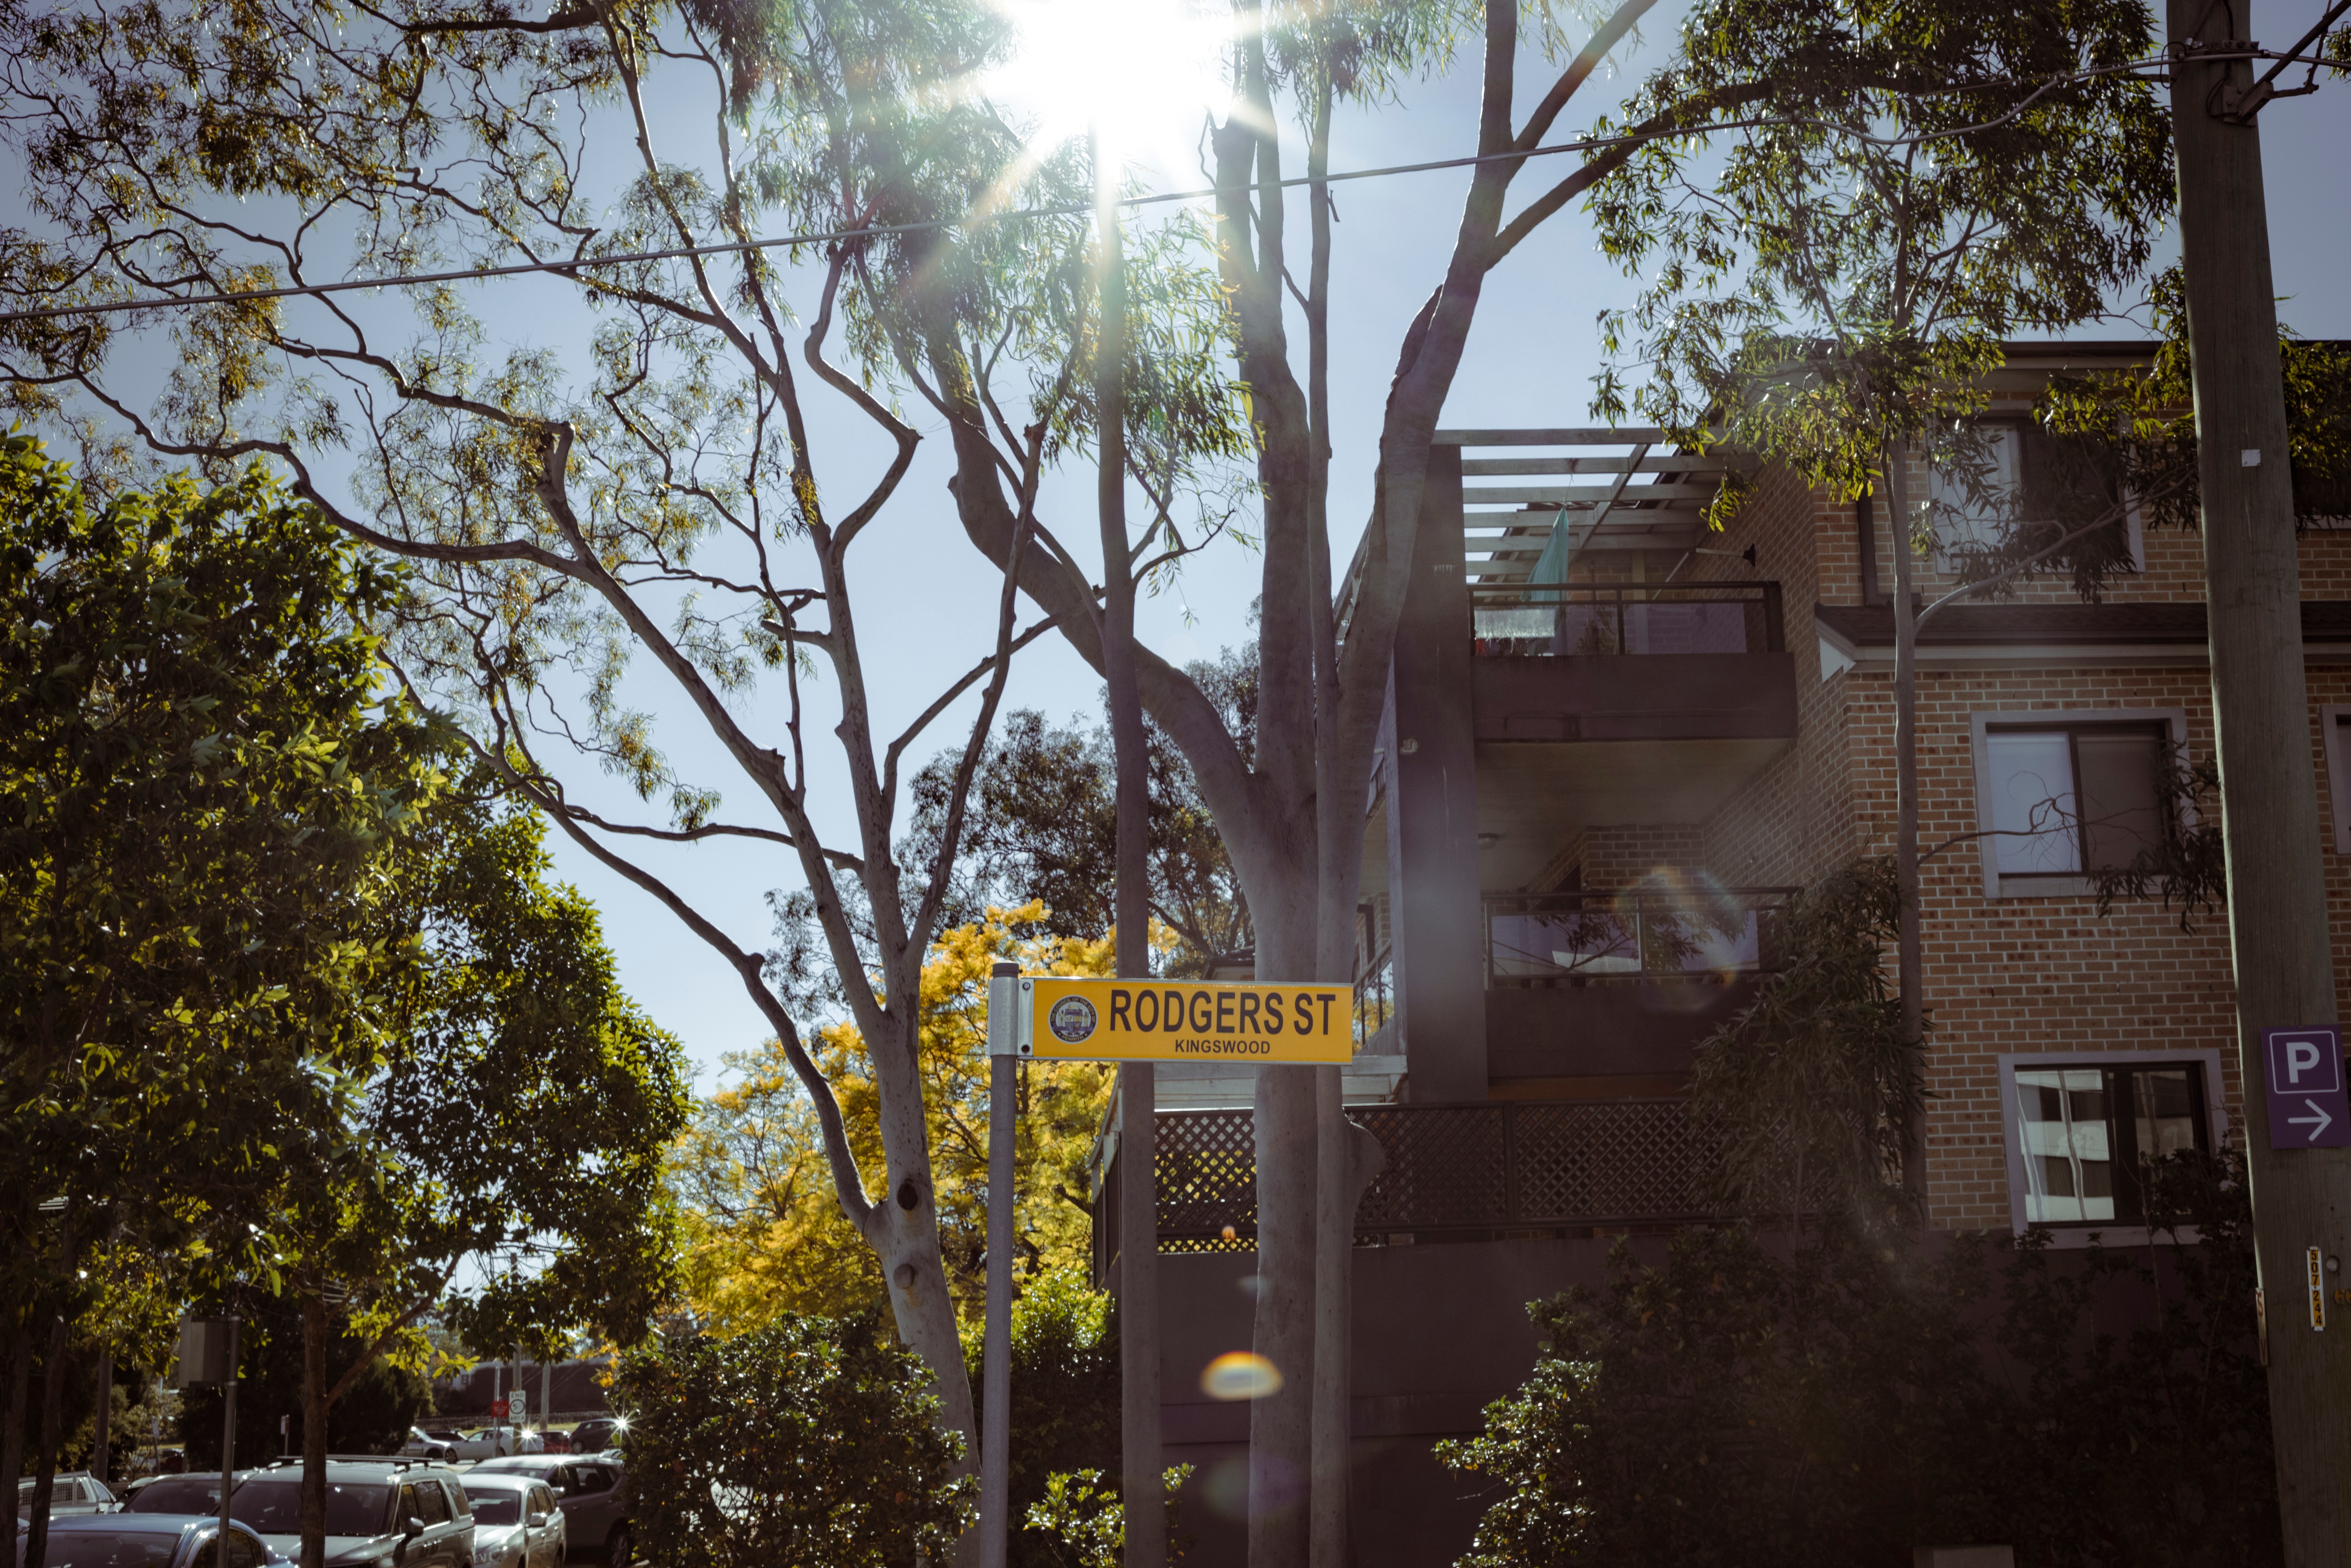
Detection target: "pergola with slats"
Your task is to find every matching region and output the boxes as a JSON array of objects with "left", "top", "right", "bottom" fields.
[{"left": 1435, "top": 427, "right": 1732, "bottom": 591}]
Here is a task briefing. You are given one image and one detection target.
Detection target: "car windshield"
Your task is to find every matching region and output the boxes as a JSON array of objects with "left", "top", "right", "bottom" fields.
[
  {"left": 123, "top": 1480, "right": 223, "bottom": 1515},
  {"left": 229, "top": 1482, "right": 390, "bottom": 1537},
  {"left": 31, "top": 1529, "right": 183, "bottom": 1568},
  {"left": 460, "top": 1494, "right": 520, "bottom": 1526}
]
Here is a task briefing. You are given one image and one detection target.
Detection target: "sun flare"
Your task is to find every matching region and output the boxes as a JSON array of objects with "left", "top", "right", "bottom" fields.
[{"left": 986, "top": 0, "right": 1235, "bottom": 178}]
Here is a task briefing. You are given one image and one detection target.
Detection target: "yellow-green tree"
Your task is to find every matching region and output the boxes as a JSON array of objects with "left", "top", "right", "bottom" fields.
[{"left": 673, "top": 906, "right": 1121, "bottom": 1329}]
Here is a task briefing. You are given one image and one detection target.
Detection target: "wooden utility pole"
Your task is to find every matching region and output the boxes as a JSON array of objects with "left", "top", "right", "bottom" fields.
[{"left": 2168, "top": 1, "right": 2351, "bottom": 1554}]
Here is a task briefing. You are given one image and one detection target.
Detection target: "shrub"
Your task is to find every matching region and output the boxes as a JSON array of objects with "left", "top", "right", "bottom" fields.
[
  {"left": 613, "top": 1312, "right": 974, "bottom": 1568},
  {"left": 1438, "top": 1151, "right": 2274, "bottom": 1567}
]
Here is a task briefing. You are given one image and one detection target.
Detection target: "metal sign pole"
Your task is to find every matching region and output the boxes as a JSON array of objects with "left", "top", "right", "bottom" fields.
[
  {"left": 979, "top": 961, "right": 1020, "bottom": 1568},
  {"left": 218, "top": 1317, "right": 240, "bottom": 1566}
]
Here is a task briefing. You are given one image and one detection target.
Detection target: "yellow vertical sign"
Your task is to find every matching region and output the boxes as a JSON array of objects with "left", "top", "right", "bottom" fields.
[
  {"left": 1020, "top": 977, "right": 1354, "bottom": 1063},
  {"left": 2309, "top": 1246, "right": 2327, "bottom": 1332}
]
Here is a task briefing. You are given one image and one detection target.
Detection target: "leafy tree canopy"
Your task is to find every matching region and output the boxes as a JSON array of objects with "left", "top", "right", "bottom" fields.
[
  {"left": 612, "top": 1312, "right": 975, "bottom": 1568},
  {"left": 672, "top": 905, "right": 1113, "bottom": 1329},
  {"left": 905, "top": 644, "right": 1256, "bottom": 975}
]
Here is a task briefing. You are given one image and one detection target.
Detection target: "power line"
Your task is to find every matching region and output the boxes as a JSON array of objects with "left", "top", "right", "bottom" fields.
[{"left": 0, "top": 42, "right": 2324, "bottom": 328}]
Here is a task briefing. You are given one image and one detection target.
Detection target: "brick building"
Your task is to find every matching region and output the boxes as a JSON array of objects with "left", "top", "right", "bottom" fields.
[{"left": 1097, "top": 341, "right": 2343, "bottom": 1561}]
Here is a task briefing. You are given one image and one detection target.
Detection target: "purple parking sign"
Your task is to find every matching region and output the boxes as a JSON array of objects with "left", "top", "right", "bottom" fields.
[{"left": 2262, "top": 1026, "right": 2351, "bottom": 1149}]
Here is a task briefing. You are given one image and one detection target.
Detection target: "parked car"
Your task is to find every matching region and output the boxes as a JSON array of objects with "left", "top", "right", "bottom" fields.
[
  {"left": 121, "top": 1475, "right": 239, "bottom": 1517},
  {"left": 399, "top": 1429, "right": 457, "bottom": 1463},
  {"left": 12, "top": 1512, "right": 282, "bottom": 1568},
  {"left": 559, "top": 1423, "right": 621, "bottom": 1458},
  {"left": 16, "top": 1473, "right": 118, "bottom": 1518},
  {"left": 462, "top": 1460, "right": 625, "bottom": 1566},
  {"left": 530, "top": 1432, "right": 569, "bottom": 1457},
  {"left": 439, "top": 1429, "right": 537, "bottom": 1463},
  {"left": 454, "top": 1475, "right": 564, "bottom": 1568},
  {"left": 228, "top": 1459, "right": 474, "bottom": 1568}
]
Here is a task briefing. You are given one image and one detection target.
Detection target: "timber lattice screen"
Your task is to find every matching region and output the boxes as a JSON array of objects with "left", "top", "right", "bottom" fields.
[{"left": 1095, "top": 1099, "right": 1724, "bottom": 1276}]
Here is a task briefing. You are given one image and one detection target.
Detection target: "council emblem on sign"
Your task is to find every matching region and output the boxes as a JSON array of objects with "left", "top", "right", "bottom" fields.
[{"left": 1048, "top": 996, "right": 1098, "bottom": 1045}]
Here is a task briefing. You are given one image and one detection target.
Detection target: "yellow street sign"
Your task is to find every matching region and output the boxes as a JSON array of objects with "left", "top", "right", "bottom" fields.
[{"left": 1016, "top": 977, "right": 1353, "bottom": 1063}]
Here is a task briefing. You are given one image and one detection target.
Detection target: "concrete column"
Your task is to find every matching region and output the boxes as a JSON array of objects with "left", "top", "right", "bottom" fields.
[{"left": 1384, "top": 442, "right": 1487, "bottom": 1102}]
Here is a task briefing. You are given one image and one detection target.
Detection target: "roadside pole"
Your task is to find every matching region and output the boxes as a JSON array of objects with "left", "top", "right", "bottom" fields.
[
  {"left": 978, "top": 976, "right": 1355, "bottom": 1565},
  {"left": 2168, "top": 0, "right": 2351, "bottom": 1554},
  {"left": 219, "top": 1323, "right": 240, "bottom": 1558},
  {"left": 979, "top": 961, "right": 1020, "bottom": 1568}
]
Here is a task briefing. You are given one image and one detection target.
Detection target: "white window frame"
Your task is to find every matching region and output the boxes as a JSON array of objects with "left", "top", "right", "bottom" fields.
[
  {"left": 1996, "top": 1049, "right": 2228, "bottom": 1247},
  {"left": 1968, "top": 708, "right": 2189, "bottom": 899},
  {"left": 2322, "top": 704, "right": 2351, "bottom": 854}
]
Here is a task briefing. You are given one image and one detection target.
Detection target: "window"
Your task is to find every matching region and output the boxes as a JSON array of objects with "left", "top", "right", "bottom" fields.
[
  {"left": 442, "top": 1481, "right": 470, "bottom": 1520},
  {"left": 1998, "top": 1052, "right": 2226, "bottom": 1241},
  {"left": 1928, "top": 422, "right": 2143, "bottom": 572},
  {"left": 1970, "top": 710, "right": 2184, "bottom": 898},
  {"left": 233, "top": 1482, "right": 391, "bottom": 1537},
  {"left": 563, "top": 1468, "right": 610, "bottom": 1496},
  {"left": 2323, "top": 707, "right": 2351, "bottom": 854}
]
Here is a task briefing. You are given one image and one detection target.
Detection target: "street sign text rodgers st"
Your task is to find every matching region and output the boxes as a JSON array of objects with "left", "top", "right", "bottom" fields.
[{"left": 1009, "top": 976, "right": 1354, "bottom": 1063}]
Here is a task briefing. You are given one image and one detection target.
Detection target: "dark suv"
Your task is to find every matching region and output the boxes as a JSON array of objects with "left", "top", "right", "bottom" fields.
[{"left": 228, "top": 1459, "right": 474, "bottom": 1568}]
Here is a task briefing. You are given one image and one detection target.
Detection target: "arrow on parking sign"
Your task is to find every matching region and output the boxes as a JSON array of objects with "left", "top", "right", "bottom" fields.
[{"left": 2264, "top": 1027, "right": 2351, "bottom": 1149}]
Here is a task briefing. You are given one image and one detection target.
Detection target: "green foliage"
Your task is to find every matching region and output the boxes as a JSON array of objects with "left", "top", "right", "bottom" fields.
[
  {"left": 363, "top": 780, "right": 693, "bottom": 1356},
  {"left": 1689, "top": 859, "right": 1920, "bottom": 1229},
  {"left": 611, "top": 1314, "right": 975, "bottom": 1568},
  {"left": 174, "top": 1292, "right": 433, "bottom": 1468},
  {"left": 1021, "top": 1465, "right": 1193, "bottom": 1568},
  {"left": 2031, "top": 264, "right": 2351, "bottom": 592},
  {"left": 0, "top": 432, "right": 440, "bottom": 1309},
  {"left": 1438, "top": 1152, "right": 2275, "bottom": 1567},
  {"left": 1591, "top": 0, "right": 2173, "bottom": 504},
  {"left": 907, "top": 646, "right": 1258, "bottom": 974},
  {"left": 957, "top": 1268, "right": 1119, "bottom": 1568}
]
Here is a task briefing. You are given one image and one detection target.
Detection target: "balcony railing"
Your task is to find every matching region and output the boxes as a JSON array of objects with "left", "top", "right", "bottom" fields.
[
  {"left": 1469, "top": 581, "right": 1784, "bottom": 657},
  {"left": 1485, "top": 887, "right": 1797, "bottom": 986},
  {"left": 1092, "top": 1099, "right": 1727, "bottom": 1277}
]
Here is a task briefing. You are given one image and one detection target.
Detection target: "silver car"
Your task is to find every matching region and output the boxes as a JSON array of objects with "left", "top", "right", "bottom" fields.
[
  {"left": 458, "top": 1461, "right": 624, "bottom": 1567},
  {"left": 455, "top": 1476, "right": 562, "bottom": 1568},
  {"left": 13, "top": 1513, "right": 280, "bottom": 1568},
  {"left": 16, "top": 1474, "right": 118, "bottom": 1519}
]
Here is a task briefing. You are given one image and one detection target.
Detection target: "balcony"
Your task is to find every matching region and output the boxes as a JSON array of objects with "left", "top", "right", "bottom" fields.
[
  {"left": 1460, "top": 586, "right": 1799, "bottom": 890},
  {"left": 1469, "top": 580, "right": 1785, "bottom": 660},
  {"left": 1092, "top": 1098, "right": 1724, "bottom": 1280},
  {"left": 1481, "top": 889, "right": 1788, "bottom": 1079},
  {"left": 1485, "top": 886, "right": 1794, "bottom": 985}
]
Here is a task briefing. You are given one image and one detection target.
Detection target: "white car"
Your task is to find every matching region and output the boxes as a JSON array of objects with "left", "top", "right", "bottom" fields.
[
  {"left": 456, "top": 1474, "right": 565, "bottom": 1568},
  {"left": 401, "top": 1428, "right": 459, "bottom": 1461},
  {"left": 440, "top": 1427, "right": 541, "bottom": 1462}
]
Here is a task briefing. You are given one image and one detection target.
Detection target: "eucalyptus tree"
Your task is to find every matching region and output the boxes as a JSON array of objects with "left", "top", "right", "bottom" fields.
[
  {"left": 908, "top": 0, "right": 1783, "bottom": 1557},
  {"left": 1586, "top": 0, "right": 2174, "bottom": 1170},
  {"left": 0, "top": 0, "right": 1239, "bottom": 1499}
]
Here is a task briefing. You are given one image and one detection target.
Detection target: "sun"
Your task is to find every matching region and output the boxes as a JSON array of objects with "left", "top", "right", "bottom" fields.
[{"left": 983, "top": 0, "right": 1235, "bottom": 181}]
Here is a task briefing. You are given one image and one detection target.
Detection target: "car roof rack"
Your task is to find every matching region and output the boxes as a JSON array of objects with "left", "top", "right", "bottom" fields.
[{"left": 256, "top": 1457, "right": 438, "bottom": 1470}]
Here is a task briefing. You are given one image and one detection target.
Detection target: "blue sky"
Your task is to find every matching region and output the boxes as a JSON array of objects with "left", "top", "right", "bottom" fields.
[{"left": 520, "top": 7, "right": 2351, "bottom": 1089}]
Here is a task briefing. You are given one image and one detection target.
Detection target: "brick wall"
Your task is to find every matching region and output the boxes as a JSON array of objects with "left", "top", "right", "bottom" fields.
[{"left": 1649, "top": 445, "right": 2351, "bottom": 1229}]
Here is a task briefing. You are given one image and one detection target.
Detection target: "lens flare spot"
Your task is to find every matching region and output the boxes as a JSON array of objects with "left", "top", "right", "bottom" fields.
[{"left": 1201, "top": 1351, "right": 1283, "bottom": 1402}]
